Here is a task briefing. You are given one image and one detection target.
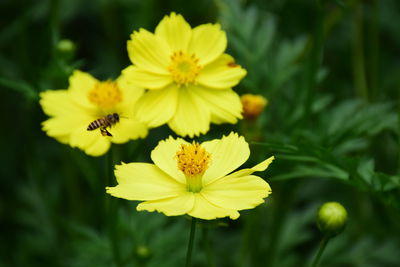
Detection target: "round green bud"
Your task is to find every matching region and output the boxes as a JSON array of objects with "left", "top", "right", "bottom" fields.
[
  {"left": 317, "top": 202, "right": 347, "bottom": 237},
  {"left": 57, "top": 39, "right": 76, "bottom": 53},
  {"left": 136, "top": 245, "right": 150, "bottom": 259}
]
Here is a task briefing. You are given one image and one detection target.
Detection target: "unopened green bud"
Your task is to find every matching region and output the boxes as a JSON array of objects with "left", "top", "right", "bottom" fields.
[
  {"left": 317, "top": 202, "right": 347, "bottom": 237},
  {"left": 57, "top": 39, "right": 75, "bottom": 53},
  {"left": 136, "top": 245, "right": 150, "bottom": 259}
]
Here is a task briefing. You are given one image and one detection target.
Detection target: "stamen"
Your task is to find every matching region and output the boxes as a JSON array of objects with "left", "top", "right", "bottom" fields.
[
  {"left": 88, "top": 80, "right": 122, "bottom": 110},
  {"left": 176, "top": 142, "right": 211, "bottom": 192},
  {"left": 167, "top": 51, "right": 202, "bottom": 86}
]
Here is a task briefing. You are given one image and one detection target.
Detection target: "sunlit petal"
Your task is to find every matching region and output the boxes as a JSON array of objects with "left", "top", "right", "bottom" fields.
[
  {"left": 122, "top": 66, "right": 172, "bottom": 90},
  {"left": 127, "top": 29, "right": 171, "bottom": 74},
  {"left": 107, "top": 163, "right": 185, "bottom": 201},
  {"left": 188, "top": 194, "right": 240, "bottom": 220},
  {"left": 197, "top": 54, "right": 247, "bottom": 89},
  {"left": 151, "top": 136, "right": 188, "bottom": 184},
  {"left": 190, "top": 85, "right": 242, "bottom": 124},
  {"left": 202, "top": 175, "right": 271, "bottom": 210},
  {"left": 155, "top": 12, "right": 192, "bottom": 52},
  {"left": 134, "top": 84, "right": 178, "bottom": 127},
  {"left": 70, "top": 123, "right": 111, "bottom": 156},
  {"left": 227, "top": 156, "right": 275, "bottom": 178},
  {"left": 137, "top": 192, "right": 195, "bottom": 216},
  {"left": 202, "top": 132, "right": 250, "bottom": 185},
  {"left": 168, "top": 86, "right": 211, "bottom": 137},
  {"left": 188, "top": 24, "right": 227, "bottom": 66}
]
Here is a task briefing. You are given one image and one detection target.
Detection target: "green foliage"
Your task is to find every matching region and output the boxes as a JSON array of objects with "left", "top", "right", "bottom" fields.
[{"left": 1, "top": 0, "right": 399, "bottom": 266}]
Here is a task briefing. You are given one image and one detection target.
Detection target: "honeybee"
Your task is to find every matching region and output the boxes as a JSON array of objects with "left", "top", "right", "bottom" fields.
[{"left": 87, "top": 113, "right": 120, "bottom": 137}]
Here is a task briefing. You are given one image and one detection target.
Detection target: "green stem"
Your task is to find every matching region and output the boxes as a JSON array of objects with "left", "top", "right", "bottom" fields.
[
  {"left": 185, "top": 217, "right": 197, "bottom": 267},
  {"left": 367, "top": 0, "right": 379, "bottom": 101},
  {"left": 352, "top": 3, "right": 369, "bottom": 101},
  {"left": 304, "top": 0, "right": 324, "bottom": 123},
  {"left": 311, "top": 236, "right": 330, "bottom": 267},
  {"left": 105, "top": 148, "right": 122, "bottom": 266},
  {"left": 265, "top": 182, "right": 299, "bottom": 267},
  {"left": 203, "top": 227, "right": 215, "bottom": 267}
]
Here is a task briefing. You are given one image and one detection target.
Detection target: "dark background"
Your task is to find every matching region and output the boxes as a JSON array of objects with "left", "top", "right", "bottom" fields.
[{"left": 1, "top": 0, "right": 399, "bottom": 266}]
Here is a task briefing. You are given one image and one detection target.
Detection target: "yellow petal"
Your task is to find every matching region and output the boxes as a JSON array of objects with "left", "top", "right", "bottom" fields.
[
  {"left": 202, "top": 132, "right": 250, "bottom": 185},
  {"left": 52, "top": 134, "right": 70, "bottom": 144},
  {"left": 227, "top": 156, "right": 275, "bottom": 178},
  {"left": 168, "top": 86, "right": 211, "bottom": 137},
  {"left": 134, "top": 84, "right": 178, "bottom": 127},
  {"left": 127, "top": 29, "right": 171, "bottom": 74},
  {"left": 151, "top": 136, "right": 188, "bottom": 184},
  {"left": 107, "top": 163, "right": 186, "bottom": 200},
  {"left": 188, "top": 23, "right": 227, "bottom": 66},
  {"left": 40, "top": 90, "right": 92, "bottom": 141},
  {"left": 110, "top": 119, "right": 148, "bottom": 144},
  {"left": 84, "top": 134, "right": 112, "bottom": 156},
  {"left": 42, "top": 117, "right": 79, "bottom": 141},
  {"left": 197, "top": 54, "right": 247, "bottom": 89},
  {"left": 40, "top": 90, "right": 73, "bottom": 116},
  {"left": 122, "top": 66, "right": 172, "bottom": 90},
  {"left": 116, "top": 72, "right": 145, "bottom": 104},
  {"left": 155, "top": 12, "right": 192, "bottom": 52},
  {"left": 136, "top": 192, "right": 195, "bottom": 216},
  {"left": 190, "top": 85, "right": 242, "bottom": 124},
  {"left": 68, "top": 70, "right": 98, "bottom": 110},
  {"left": 202, "top": 175, "right": 271, "bottom": 210},
  {"left": 188, "top": 194, "right": 239, "bottom": 220},
  {"left": 70, "top": 124, "right": 111, "bottom": 156}
]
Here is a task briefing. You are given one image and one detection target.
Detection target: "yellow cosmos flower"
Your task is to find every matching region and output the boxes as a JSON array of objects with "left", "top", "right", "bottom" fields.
[
  {"left": 106, "top": 133, "right": 273, "bottom": 220},
  {"left": 40, "top": 70, "right": 148, "bottom": 156},
  {"left": 123, "top": 12, "right": 247, "bottom": 137}
]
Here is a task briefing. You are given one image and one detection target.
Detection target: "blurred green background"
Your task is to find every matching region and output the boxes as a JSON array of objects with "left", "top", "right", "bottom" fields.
[{"left": 1, "top": 0, "right": 399, "bottom": 266}]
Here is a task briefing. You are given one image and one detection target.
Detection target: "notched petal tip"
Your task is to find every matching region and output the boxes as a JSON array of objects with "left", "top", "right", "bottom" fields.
[{"left": 252, "top": 156, "right": 275, "bottom": 172}]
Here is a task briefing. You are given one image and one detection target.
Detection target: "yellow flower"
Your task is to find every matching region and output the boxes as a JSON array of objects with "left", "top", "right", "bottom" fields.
[
  {"left": 123, "top": 12, "right": 247, "bottom": 137},
  {"left": 106, "top": 132, "right": 273, "bottom": 220},
  {"left": 40, "top": 70, "right": 148, "bottom": 156}
]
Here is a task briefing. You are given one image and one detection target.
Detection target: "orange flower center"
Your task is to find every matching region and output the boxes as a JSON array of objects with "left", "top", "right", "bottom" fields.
[
  {"left": 176, "top": 142, "right": 210, "bottom": 192},
  {"left": 88, "top": 81, "right": 122, "bottom": 110},
  {"left": 167, "top": 51, "right": 202, "bottom": 86}
]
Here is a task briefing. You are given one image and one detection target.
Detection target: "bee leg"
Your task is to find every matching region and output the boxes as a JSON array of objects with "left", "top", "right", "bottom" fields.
[{"left": 100, "top": 128, "right": 112, "bottom": 137}]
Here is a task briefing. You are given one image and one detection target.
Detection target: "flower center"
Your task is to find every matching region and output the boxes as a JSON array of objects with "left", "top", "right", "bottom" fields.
[
  {"left": 167, "top": 51, "right": 202, "bottom": 86},
  {"left": 176, "top": 142, "right": 211, "bottom": 193},
  {"left": 88, "top": 80, "right": 122, "bottom": 110}
]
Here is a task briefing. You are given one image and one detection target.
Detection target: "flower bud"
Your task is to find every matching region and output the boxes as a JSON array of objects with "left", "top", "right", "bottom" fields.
[
  {"left": 317, "top": 202, "right": 347, "bottom": 237},
  {"left": 136, "top": 245, "right": 151, "bottom": 259},
  {"left": 240, "top": 94, "right": 268, "bottom": 120},
  {"left": 56, "top": 39, "right": 76, "bottom": 60},
  {"left": 57, "top": 39, "right": 75, "bottom": 53}
]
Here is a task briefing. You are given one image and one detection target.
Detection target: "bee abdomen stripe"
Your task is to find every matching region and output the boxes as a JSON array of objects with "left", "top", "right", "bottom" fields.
[{"left": 87, "top": 120, "right": 102, "bottom": 130}]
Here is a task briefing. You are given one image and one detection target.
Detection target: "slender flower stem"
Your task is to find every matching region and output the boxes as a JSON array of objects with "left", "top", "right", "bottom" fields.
[
  {"left": 185, "top": 217, "right": 197, "bottom": 267},
  {"left": 367, "top": 0, "right": 379, "bottom": 101},
  {"left": 105, "top": 148, "right": 122, "bottom": 267},
  {"left": 203, "top": 227, "right": 216, "bottom": 267},
  {"left": 352, "top": 3, "right": 369, "bottom": 101},
  {"left": 304, "top": 0, "right": 324, "bottom": 124},
  {"left": 311, "top": 236, "right": 330, "bottom": 267}
]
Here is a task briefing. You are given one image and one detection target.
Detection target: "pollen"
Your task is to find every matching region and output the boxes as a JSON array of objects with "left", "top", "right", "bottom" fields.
[
  {"left": 167, "top": 51, "right": 202, "bottom": 86},
  {"left": 88, "top": 80, "right": 122, "bottom": 110},
  {"left": 176, "top": 142, "right": 210, "bottom": 177}
]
